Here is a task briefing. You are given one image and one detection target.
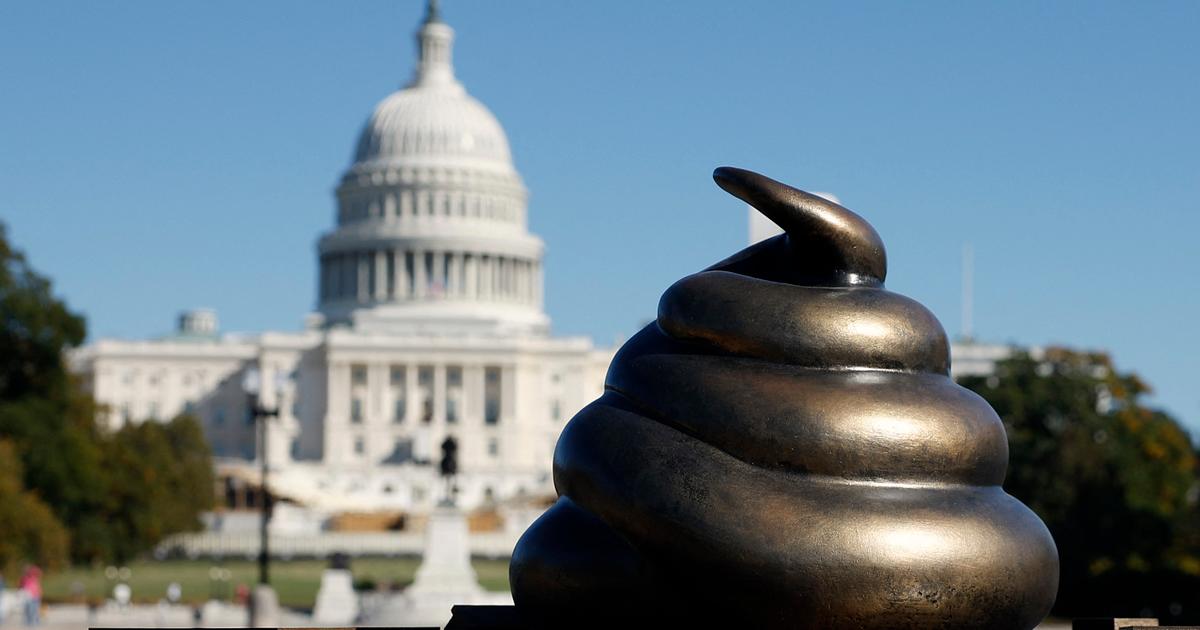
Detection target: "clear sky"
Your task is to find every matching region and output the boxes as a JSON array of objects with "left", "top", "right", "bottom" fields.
[{"left": 2, "top": 1, "right": 1197, "bottom": 430}]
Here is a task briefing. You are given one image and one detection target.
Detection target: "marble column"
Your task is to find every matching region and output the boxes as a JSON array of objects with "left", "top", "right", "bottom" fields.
[
  {"left": 326, "top": 361, "right": 350, "bottom": 465},
  {"left": 433, "top": 364, "right": 447, "bottom": 427},
  {"left": 435, "top": 251, "right": 446, "bottom": 296},
  {"left": 355, "top": 254, "right": 368, "bottom": 302},
  {"left": 414, "top": 249, "right": 426, "bottom": 298},
  {"left": 465, "top": 255, "right": 477, "bottom": 299},
  {"left": 374, "top": 251, "right": 387, "bottom": 301},
  {"left": 384, "top": 192, "right": 396, "bottom": 220},
  {"left": 406, "top": 362, "right": 419, "bottom": 426},
  {"left": 391, "top": 249, "right": 404, "bottom": 298},
  {"left": 401, "top": 190, "right": 413, "bottom": 219},
  {"left": 479, "top": 257, "right": 491, "bottom": 300},
  {"left": 448, "top": 252, "right": 462, "bottom": 298},
  {"left": 465, "top": 364, "right": 484, "bottom": 428},
  {"left": 516, "top": 260, "right": 527, "bottom": 304},
  {"left": 535, "top": 261, "right": 544, "bottom": 308}
]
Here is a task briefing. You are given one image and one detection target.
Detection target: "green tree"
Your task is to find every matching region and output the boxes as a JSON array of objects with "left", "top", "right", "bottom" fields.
[
  {"left": 0, "top": 440, "right": 69, "bottom": 573},
  {"left": 0, "top": 223, "right": 214, "bottom": 564},
  {"left": 960, "top": 348, "right": 1200, "bottom": 621},
  {"left": 0, "top": 222, "right": 104, "bottom": 560},
  {"left": 102, "top": 415, "right": 215, "bottom": 562}
]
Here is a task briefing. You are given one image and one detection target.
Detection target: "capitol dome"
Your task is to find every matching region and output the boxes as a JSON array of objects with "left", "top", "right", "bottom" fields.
[
  {"left": 352, "top": 88, "right": 513, "bottom": 168},
  {"left": 316, "top": 1, "right": 547, "bottom": 336}
]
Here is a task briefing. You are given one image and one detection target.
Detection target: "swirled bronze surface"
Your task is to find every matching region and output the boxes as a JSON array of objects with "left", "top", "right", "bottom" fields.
[{"left": 510, "top": 167, "right": 1059, "bottom": 629}]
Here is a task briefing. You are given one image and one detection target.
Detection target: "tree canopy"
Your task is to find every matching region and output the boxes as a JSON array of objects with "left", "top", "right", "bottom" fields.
[
  {"left": 0, "top": 223, "right": 214, "bottom": 567},
  {"left": 0, "top": 439, "right": 69, "bottom": 574},
  {"left": 960, "top": 348, "right": 1200, "bottom": 622}
]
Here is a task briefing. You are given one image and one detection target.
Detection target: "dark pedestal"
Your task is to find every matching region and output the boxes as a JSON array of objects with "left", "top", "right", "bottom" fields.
[
  {"left": 444, "top": 605, "right": 527, "bottom": 629},
  {"left": 443, "top": 609, "right": 1200, "bottom": 630},
  {"left": 1074, "top": 619, "right": 1200, "bottom": 630}
]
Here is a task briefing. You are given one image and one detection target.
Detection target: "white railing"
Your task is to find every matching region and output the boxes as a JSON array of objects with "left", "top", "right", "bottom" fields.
[{"left": 156, "top": 530, "right": 518, "bottom": 560}]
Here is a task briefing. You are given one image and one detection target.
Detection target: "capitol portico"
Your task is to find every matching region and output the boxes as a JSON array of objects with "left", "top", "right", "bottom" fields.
[{"left": 73, "top": 2, "right": 612, "bottom": 515}]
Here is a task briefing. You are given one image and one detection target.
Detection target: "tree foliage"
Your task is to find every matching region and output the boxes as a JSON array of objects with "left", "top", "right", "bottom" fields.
[
  {"left": 101, "top": 415, "right": 215, "bottom": 563},
  {"left": 0, "top": 223, "right": 214, "bottom": 566},
  {"left": 0, "top": 440, "right": 69, "bottom": 574},
  {"left": 961, "top": 348, "right": 1200, "bottom": 622}
]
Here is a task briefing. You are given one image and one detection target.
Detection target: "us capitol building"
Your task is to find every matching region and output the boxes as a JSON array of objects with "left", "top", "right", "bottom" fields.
[
  {"left": 73, "top": 4, "right": 613, "bottom": 515},
  {"left": 72, "top": 4, "right": 1014, "bottom": 524}
]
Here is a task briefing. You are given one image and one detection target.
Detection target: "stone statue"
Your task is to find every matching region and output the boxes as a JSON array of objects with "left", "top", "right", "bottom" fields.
[{"left": 509, "top": 167, "right": 1059, "bottom": 628}]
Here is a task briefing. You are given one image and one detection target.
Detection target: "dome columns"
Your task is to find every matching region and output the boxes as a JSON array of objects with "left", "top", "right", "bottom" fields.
[{"left": 318, "top": 245, "right": 543, "bottom": 309}]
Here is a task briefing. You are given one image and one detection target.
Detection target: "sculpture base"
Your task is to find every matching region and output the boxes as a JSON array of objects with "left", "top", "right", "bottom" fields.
[
  {"left": 445, "top": 605, "right": 528, "bottom": 629},
  {"left": 1073, "top": 620, "right": 1200, "bottom": 630},
  {"left": 442, "top": 608, "right": 1200, "bottom": 630}
]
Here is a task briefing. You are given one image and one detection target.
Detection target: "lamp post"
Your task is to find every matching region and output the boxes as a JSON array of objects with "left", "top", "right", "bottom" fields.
[{"left": 241, "top": 368, "right": 282, "bottom": 587}]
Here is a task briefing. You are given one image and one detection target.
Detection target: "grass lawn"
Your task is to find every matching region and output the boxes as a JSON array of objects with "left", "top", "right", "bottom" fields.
[{"left": 41, "top": 557, "right": 511, "bottom": 610}]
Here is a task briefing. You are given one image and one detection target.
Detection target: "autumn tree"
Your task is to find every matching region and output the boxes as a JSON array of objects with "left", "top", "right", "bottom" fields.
[
  {"left": 960, "top": 349, "right": 1200, "bottom": 622},
  {"left": 0, "top": 440, "right": 69, "bottom": 573}
]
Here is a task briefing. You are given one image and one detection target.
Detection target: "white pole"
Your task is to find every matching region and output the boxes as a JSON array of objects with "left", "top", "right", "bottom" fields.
[{"left": 961, "top": 243, "right": 974, "bottom": 341}]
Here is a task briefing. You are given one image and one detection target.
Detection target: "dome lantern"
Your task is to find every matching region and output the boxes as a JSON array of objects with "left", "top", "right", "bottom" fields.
[{"left": 411, "top": 0, "right": 458, "bottom": 91}]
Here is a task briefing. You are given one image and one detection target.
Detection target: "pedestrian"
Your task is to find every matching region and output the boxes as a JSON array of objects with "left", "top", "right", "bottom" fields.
[
  {"left": 19, "top": 565, "right": 41, "bottom": 627},
  {"left": 0, "top": 572, "right": 7, "bottom": 625}
]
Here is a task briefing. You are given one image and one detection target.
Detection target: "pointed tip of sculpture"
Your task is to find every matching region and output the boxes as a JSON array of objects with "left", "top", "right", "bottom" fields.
[{"left": 713, "top": 166, "right": 888, "bottom": 285}]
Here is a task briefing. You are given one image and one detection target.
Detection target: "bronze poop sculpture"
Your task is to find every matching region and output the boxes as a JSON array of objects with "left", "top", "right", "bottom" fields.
[{"left": 510, "top": 167, "right": 1059, "bottom": 629}]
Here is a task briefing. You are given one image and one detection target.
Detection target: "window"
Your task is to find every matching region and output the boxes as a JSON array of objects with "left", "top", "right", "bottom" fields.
[
  {"left": 351, "top": 364, "right": 367, "bottom": 386},
  {"left": 418, "top": 366, "right": 434, "bottom": 424},
  {"left": 446, "top": 366, "right": 462, "bottom": 424},
  {"left": 214, "top": 409, "right": 225, "bottom": 426},
  {"left": 487, "top": 437, "right": 499, "bottom": 457},
  {"left": 387, "top": 439, "right": 413, "bottom": 464},
  {"left": 551, "top": 399, "right": 561, "bottom": 422},
  {"left": 391, "top": 366, "right": 406, "bottom": 422},
  {"left": 351, "top": 397, "right": 363, "bottom": 423},
  {"left": 354, "top": 437, "right": 365, "bottom": 455},
  {"left": 484, "top": 366, "right": 501, "bottom": 425}
]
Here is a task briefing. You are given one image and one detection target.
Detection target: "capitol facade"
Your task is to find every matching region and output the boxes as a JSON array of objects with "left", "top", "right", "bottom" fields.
[
  {"left": 73, "top": 4, "right": 612, "bottom": 514},
  {"left": 70, "top": 4, "right": 1017, "bottom": 524}
]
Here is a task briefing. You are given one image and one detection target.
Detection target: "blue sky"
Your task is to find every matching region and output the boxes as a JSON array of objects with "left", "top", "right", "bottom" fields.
[{"left": 2, "top": 1, "right": 1197, "bottom": 430}]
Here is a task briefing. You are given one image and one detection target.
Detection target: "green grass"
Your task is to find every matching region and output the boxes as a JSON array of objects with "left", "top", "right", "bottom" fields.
[{"left": 41, "top": 557, "right": 511, "bottom": 610}]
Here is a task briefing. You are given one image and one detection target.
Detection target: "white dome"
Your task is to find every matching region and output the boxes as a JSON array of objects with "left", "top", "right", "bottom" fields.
[
  {"left": 316, "top": 5, "right": 547, "bottom": 338},
  {"left": 353, "top": 88, "right": 513, "bottom": 166}
]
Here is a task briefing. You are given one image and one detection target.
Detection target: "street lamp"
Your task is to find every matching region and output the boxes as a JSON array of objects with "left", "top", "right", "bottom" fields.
[{"left": 241, "top": 368, "right": 282, "bottom": 587}]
